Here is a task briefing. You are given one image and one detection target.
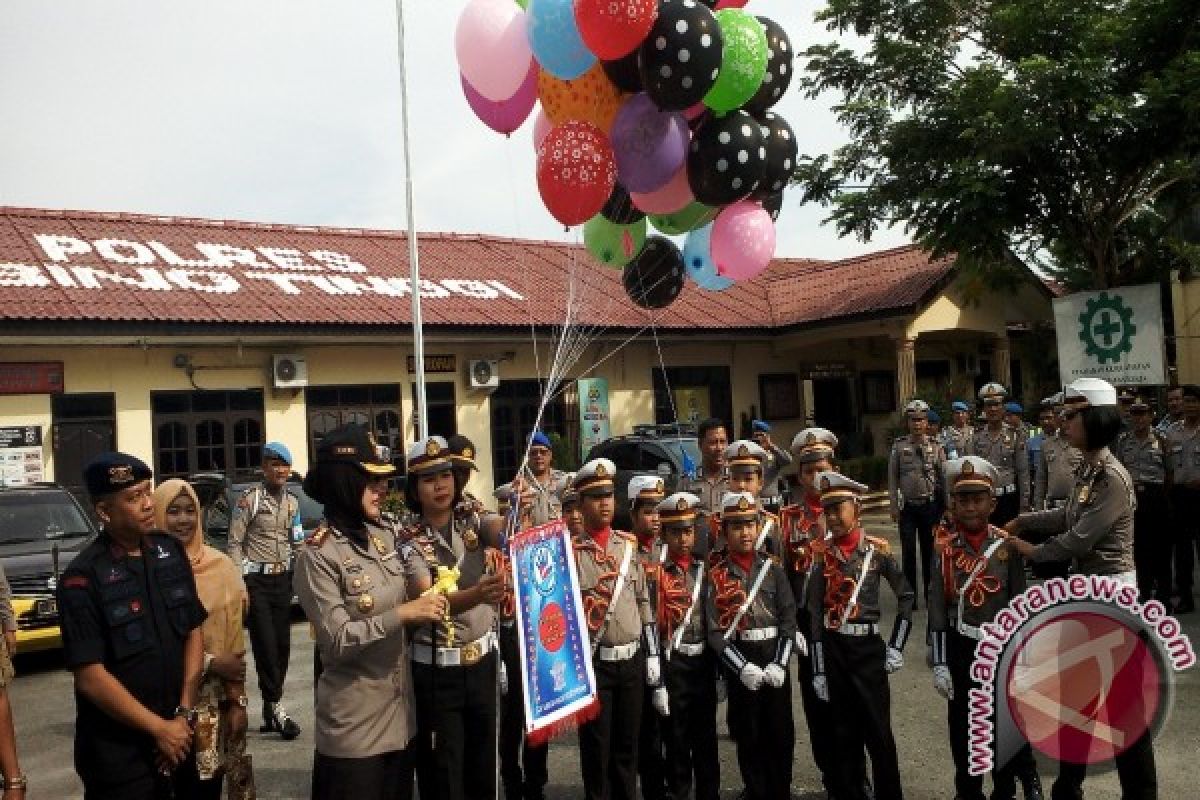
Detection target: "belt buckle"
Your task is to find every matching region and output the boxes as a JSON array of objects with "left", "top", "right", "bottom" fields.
[{"left": 462, "top": 640, "right": 482, "bottom": 666}]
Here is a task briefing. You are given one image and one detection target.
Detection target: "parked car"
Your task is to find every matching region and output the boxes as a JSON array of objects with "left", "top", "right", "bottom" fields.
[
  {"left": 189, "top": 472, "right": 325, "bottom": 554},
  {"left": 0, "top": 483, "right": 99, "bottom": 654},
  {"left": 584, "top": 424, "right": 703, "bottom": 530}
]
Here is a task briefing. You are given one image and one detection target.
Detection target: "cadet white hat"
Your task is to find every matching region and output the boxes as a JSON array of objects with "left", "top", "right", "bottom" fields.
[
  {"left": 815, "top": 471, "right": 868, "bottom": 506},
  {"left": 724, "top": 439, "right": 768, "bottom": 474},
  {"left": 944, "top": 456, "right": 998, "bottom": 495},
  {"left": 658, "top": 492, "right": 700, "bottom": 527},
  {"left": 406, "top": 436, "right": 452, "bottom": 475},
  {"left": 791, "top": 428, "right": 838, "bottom": 463},
  {"left": 1064, "top": 377, "right": 1117, "bottom": 408},
  {"left": 718, "top": 490, "right": 758, "bottom": 522},
  {"left": 574, "top": 458, "right": 617, "bottom": 496},
  {"left": 628, "top": 475, "right": 666, "bottom": 507},
  {"left": 904, "top": 399, "right": 930, "bottom": 417},
  {"left": 978, "top": 382, "right": 1008, "bottom": 402}
]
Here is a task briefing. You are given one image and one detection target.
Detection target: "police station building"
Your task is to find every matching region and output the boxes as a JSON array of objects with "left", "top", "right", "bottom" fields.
[{"left": 0, "top": 207, "right": 1055, "bottom": 499}]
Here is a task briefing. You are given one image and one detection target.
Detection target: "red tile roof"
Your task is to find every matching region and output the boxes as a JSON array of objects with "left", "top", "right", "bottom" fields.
[{"left": 0, "top": 207, "right": 960, "bottom": 332}]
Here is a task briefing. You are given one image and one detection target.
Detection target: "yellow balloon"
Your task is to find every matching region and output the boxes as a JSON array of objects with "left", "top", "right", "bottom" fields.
[{"left": 537, "top": 63, "right": 624, "bottom": 133}]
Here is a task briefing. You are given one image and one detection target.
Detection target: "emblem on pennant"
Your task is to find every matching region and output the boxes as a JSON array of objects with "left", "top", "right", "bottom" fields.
[
  {"left": 108, "top": 465, "right": 134, "bottom": 484},
  {"left": 425, "top": 439, "right": 440, "bottom": 457}
]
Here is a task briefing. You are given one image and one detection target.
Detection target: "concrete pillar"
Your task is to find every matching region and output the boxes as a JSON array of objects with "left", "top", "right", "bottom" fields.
[
  {"left": 992, "top": 335, "right": 1012, "bottom": 389},
  {"left": 895, "top": 336, "right": 917, "bottom": 406}
]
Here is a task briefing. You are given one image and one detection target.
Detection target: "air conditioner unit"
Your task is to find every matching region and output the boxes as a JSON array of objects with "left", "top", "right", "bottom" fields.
[
  {"left": 468, "top": 359, "right": 500, "bottom": 391},
  {"left": 272, "top": 354, "right": 308, "bottom": 389}
]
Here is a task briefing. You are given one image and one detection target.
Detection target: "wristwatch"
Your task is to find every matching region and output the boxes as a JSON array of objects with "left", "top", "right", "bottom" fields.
[{"left": 173, "top": 705, "right": 199, "bottom": 729}]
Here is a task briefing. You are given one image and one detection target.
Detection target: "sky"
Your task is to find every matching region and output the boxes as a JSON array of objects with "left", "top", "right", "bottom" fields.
[{"left": 0, "top": 0, "right": 911, "bottom": 261}]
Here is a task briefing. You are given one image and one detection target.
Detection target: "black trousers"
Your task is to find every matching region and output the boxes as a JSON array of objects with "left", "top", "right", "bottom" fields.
[
  {"left": 82, "top": 756, "right": 206, "bottom": 800},
  {"left": 945, "top": 630, "right": 1036, "bottom": 800},
  {"left": 412, "top": 651, "right": 499, "bottom": 800},
  {"left": 1050, "top": 733, "right": 1157, "bottom": 800},
  {"left": 723, "top": 638, "right": 794, "bottom": 800},
  {"left": 899, "top": 501, "right": 940, "bottom": 606},
  {"left": 312, "top": 747, "right": 414, "bottom": 800},
  {"left": 245, "top": 571, "right": 293, "bottom": 705},
  {"left": 661, "top": 649, "right": 719, "bottom": 800},
  {"left": 796, "top": 609, "right": 863, "bottom": 796},
  {"left": 498, "top": 623, "right": 548, "bottom": 799},
  {"left": 1134, "top": 484, "right": 1172, "bottom": 602},
  {"left": 1169, "top": 486, "right": 1199, "bottom": 596},
  {"left": 825, "top": 632, "right": 903, "bottom": 800},
  {"left": 579, "top": 651, "right": 644, "bottom": 800},
  {"left": 638, "top": 683, "right": 666, "bottom": 800}
]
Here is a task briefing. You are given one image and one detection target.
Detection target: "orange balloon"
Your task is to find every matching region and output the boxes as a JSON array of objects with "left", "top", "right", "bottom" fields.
[{"left": 537, "top": 63, "right": 624, "bottom": 133}]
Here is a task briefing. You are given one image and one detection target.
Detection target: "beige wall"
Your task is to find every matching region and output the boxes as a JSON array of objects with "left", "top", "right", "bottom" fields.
[{"left": 1174, "top": 276, "right": 1200, "bottom": 385}]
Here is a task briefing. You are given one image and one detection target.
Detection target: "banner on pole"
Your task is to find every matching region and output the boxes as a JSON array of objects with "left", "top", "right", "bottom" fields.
[
  {"left": 1053, "top": 284, "right": 1166, "bottom": 386},
  {"left": 511, "top": 519, "right": 598, "bottom": 744},
  {"left": 578, "top": 378, "right": 610, "bottom": 461}
]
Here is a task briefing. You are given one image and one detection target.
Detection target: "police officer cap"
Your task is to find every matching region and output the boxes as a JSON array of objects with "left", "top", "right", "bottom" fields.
[
  {"left": 84, "top": 451, "right": 152, "bottom": 498},
  {"left": 1130, "top": 395, "right": 1152, "bottom": 412},
  {"left": 319, "top": 424, "right": 398, "bottom": 477},
  {"left": 262, "top": 441, "right": 293, "bottom": 466},
  {"left": 978, "top": 382, "right": 1008, "bottom": 402},
  {"left": 658, "top": 492, "right": 700, "bottom": 527},
  {"left": 575, "top": 458, "right": 616, "bottom": 496},
  {"left": 724, "top": 439, "right": 767, "bottom": 474},
  {"left": 791, "top": 428, "right": 838, "bottom": 463},
  {"left": 904, "top": 399, "right": 930, "bottom": 416},
  {"left": 406, "top": 435, "right": 452, "bottom": 476},
  {"left": 446, "top": 434, "right": 479, "bottom": 472},
  {"left": 628, "top": 475, "right": 666, "bottom": 507},
  {"left": 951, "top": 401, "right": 970, "bottom": 413},
  {"left": 719, "top": 491, "right": 758, "bottom": 522},
  {"left": 751, "top": 419, "right": 771, "bottom": 433},
  {"left": 944, "top": 456, "right": 997, "bottom": 495},
  {"left": 1064, "top": 378, "right": 1117, "bottom": 408},
  {"left": 927, "top": 410, "right": 941, "bottom": 424},
  {"left": 561, "top": 485, "right": 580, "bottom": 509},
  {"left": 815, "top": 471, "right": 868, "bottom": 507},
  {"left": 1039, "top": 395, "right": 1058, "bottom": 410},
  {"left": 1004, "top": 402, "right": 1023, "bottom": 414}
]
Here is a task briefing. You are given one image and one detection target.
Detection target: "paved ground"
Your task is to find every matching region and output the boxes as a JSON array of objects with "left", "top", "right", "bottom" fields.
[{"left": 12, "top": 518, "right": 1199, "bottom": 798}]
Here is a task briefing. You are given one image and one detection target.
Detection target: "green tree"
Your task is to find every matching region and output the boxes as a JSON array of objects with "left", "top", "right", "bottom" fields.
[{"left": 795, "top": 0, "right": 1200, "bottom": 290}]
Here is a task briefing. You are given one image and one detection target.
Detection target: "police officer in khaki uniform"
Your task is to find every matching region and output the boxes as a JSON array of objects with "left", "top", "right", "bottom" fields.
[
  {"left": 941, "top": 401, "right": 973, "bottom": 459},
  {"left": 294, "top": 424, "right": 447, "bottom": 800},
  {"left": 399, "top": 436, "right": 506, "bottom": 800},
  {"left": 967, "top": 383, "right": 1030, "bottom": 523},
  {"left": 520, "top": 431, "right": 572, "bottom": 525},
  {"left": 1007, "top": 378, "right": 1153, "bottom": 799},
  {"left": 572, "top": 458, "right": 660, "bottom": 800},
  {"left": 1165, "top": 384, "right": 1200, "bottom": 614},
  {"left": 707, "top": 491, "right": 796, "bottom": 800},
  {"left": 1116, "top": 395, "right": 1172, "bottom": 604},
  {"left": 1034, "top": 394, "right": 1080, "bottom": 511},
  {"left": 888, "top": 399, "right": 946, "bottom": 608},
  {"left": 228, "top": 442, "right": 303, "bottom": 739},
  {"left": 682, "top": 418, "right": 730, "bottom": 556}
]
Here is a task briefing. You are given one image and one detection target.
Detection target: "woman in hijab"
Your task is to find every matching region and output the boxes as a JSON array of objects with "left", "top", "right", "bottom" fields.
[{"left": 153, "top": 479, "right": 249, "bottom": 800}]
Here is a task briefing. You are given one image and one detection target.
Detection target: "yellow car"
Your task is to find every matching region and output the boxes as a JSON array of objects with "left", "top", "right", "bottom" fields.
[{"left": 11, "top": 594, "right": 62, "bottom": 653}]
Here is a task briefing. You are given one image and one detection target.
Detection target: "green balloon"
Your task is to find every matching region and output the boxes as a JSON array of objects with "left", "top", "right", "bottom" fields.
[
  {"left": 584, "top": 214, "right": 647, "bottom": 268},
  {"left": 703, "top": 10, "right": 768, "bottom": 114},
  {"left": 648, "top": 202, "right": 718, "bottom": 235},
  {"left": 514, "top": 0, "right": 528, "bottom": 8}
]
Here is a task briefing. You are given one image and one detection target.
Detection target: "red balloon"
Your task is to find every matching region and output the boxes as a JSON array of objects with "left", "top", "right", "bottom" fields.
[
  {"left": 574, "top": 0, "right": 658, "bottom": 61},
  {"left": 536, "top": 121, "right": 618, "bottom": 227}
]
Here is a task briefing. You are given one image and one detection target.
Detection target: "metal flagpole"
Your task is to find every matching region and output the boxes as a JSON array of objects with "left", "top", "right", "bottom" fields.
[{"left": 395, "top": 0, "right": 427, "bottom": 439}]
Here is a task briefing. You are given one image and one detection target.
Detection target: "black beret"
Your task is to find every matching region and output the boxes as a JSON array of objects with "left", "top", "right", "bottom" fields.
[
  {"left": 84, "top": 451, "right": 152, "bottom": 497},
  {"left": 316, "top": 424, "right": 397, "bottom": 477}
]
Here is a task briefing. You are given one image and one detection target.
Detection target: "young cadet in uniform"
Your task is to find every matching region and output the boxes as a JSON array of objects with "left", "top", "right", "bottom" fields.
[
  {"left": 399, "top": 436, "right": 506, "bottom": 800},
  {"left": 1006, "top": 378, "right": 1155, "bottom": 799},
  {"left": 809, "top": 472, "right": 913, "bottom": 800},
  {"left": 294, "top": 425, "right": 448, "bottom": 800},
  {"left": 888, "top": 399, "right": 946, "bottom": 608},
  {"left": 941, "top": 400, "right": 974, "bottom": 459},
  {"left": 227, "top": 442, "right": 302, "bottom": 739},
  {"left": 929, "top": 457, "right": 1041, "bottom": 800},
  {"left": 655, "top": 492, "right": 719, "bottom": 800},
  {"left": 1165, "top": 384, "right": 1200, "bottom": 614},
  {"left": 724, "top": 439, "right": 781, "bottom": 556},
  {"left": 58, "top": 453, "right": 207, "bottom": 800},
  {"left": 707, "top": 491, "right": 796, "bottom": 800},
  {"left": 627, "top": 476, "right": 669, "bottom": 800},
  {"left": 968, "top": 383, "right": 1030, "bottom": 523},
  {"left": 563, "top": 487, "right": 584, "bottom": 538},
  {"left": 1116, "top": 395, "right": 1173, "bottom": 604},
  {"left": 572, "top": 458, "right": 661, "bottom": 800}
]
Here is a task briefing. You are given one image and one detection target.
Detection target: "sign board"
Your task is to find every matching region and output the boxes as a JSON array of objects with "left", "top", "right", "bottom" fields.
[
  {"left": 406, "top": 354, "right": 456, "bottom": 374},
  {"left": 0, "top": 426, "right": 45, "bottom": 486},
  {"left": 798, "top": 361, "right": 856, "bottom": 380},
  {"left": 673, "top": 387, "right": 711, "bottom": 425},
  {"left": 1053, "top": 284, "right": 1166, "bottom": 386},
  {"left": 0, "top": 362, "right": 64, "bottom": 395},
  {"left": 577, "top": 378, "right": 610, "bottom": 460}
]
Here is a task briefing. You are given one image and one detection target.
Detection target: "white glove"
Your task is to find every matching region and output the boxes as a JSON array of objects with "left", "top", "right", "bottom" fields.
[
  {"left": 715, "top": 675, "right": 728, "bottom": 703},
  {"left": 794, "top": 631, "right": 809, "bottom": 658},
  {"left": 762, "top": 663, "right": 786, "bottom": 688},
  {"left": 739, "top": 663, "right": 765, "bottom": 691},
  {"left": 651, "top": 686, "right": 670, "bottom": 717},
  {"left": 813, "top": 674, "right": 829, "bottom": 702},
  {"left": 932, "top": 665, "right": 954, "bottom": 700},
  {"left": 498, "top": 659, "right": 509, "bottom": 696},
  {"left": 646, "top": 655, "right": 661, "bottom": 686},
  {"left": 885, "top": 646, "right": 904, "bottom": 674}
]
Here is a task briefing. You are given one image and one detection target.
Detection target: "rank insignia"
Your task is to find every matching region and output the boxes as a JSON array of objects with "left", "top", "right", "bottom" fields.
[
  {"left": 426, "top": 439, "right": 440, "bottom": 456},
  {"left": 595, "top": 463, "right": 608, "bottom": 478},
  {"left": 463, "top": 530, "right": 480, "bottom": 551},
  {"left": 357, "top": 593, "right": 375, "bottom": 613}
]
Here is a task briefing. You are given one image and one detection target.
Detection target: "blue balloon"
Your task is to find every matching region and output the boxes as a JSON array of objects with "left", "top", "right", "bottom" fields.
[
  {"left": 526, "top": 0, "right": 596, "bottom": 80},
  {"left": 683, "top": 224, "right": 733, "bottom": 291}
]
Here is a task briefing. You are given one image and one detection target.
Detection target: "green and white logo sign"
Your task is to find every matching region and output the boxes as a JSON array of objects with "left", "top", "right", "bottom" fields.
[{"left": 1053, "top": 284, "right": 1166, "bottom": 386}]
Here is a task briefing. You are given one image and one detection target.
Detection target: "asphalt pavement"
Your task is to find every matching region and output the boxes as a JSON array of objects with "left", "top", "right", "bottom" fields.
[{"left": 11, "top": 518, "right": 1199, "bottom": 799}]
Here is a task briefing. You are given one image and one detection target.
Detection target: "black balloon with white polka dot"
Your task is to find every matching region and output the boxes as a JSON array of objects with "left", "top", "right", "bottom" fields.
[
  {"left": 743, "top": 17, "right": 793, "bottom": 115},
  {"left": 687, "top": 110, "right": 766, "bottom": 206},
  {"left": 602, "top": 50, "right": 644, "bottom": 94},
  {"left": 751, "top": 112, "right": 798, "bottom": 200},
  {"left": 638, "top": 0, "right": 724, "bottom": 111},
  {"left": 623, "top": 235, "right": 686, "bottom": 309},
  {"left": 761, "top": 189, "right": 784, "bottom": 222}
]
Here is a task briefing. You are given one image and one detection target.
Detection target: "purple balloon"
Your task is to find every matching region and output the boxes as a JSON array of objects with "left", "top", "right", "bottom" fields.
[
  {"left": 461, "top": 62, "right": 538, "bottom": 136},
  {"left": 610, "top": 93, "right": 690, "bottom": 193}
]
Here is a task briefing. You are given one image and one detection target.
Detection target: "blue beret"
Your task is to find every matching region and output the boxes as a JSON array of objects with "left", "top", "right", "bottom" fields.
[
  {"left": 529, "top": 431, "right": 552, "bottom": 449},
  {"left": 752, "top": 419, "right": 770, "bottom": 433},
  {"left": 263, "top": 441, "right": 293, "bottom": 465},
  {"left": 927, "top": 411, "right": 941, "bottom": 424},
  {"left": 1004, "top": 402, "right": 1023, "bottom": 414},
  {"left": 84, "top": 451, "right": 152, "bottom": 498},
  {"left": 951, "top": 401, "right": 969, "bottom": 412}
]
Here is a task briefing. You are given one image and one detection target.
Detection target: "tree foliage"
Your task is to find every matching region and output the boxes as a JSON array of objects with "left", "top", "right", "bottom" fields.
[{"left": 795, "top": 0, "right": 1200, "bottom": 289}]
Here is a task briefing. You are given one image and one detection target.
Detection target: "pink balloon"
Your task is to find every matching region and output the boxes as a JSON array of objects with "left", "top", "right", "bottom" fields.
[
  {"left": 455, "top": 0, "right": 534, "bottom": 102},
  {"left": 461, "top": 63, "right": 538, "bottom": 135},
  {"left": 629, "top": 165, "right": 693, "bottom": 214},
  {"left": 715, "top": 0, "right": 749, "bottom": 8},
  {"left": 532, "top": 109, "right": 553, "bottom": 150},
  {"left": 711, "top": 200, "right": 776, "bottom": 281}
]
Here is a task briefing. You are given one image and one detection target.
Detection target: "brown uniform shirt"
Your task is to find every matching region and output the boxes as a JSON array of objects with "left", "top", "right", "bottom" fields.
[
  {"left": 888, "top": 434, "right": 946, "bottom": 510},
  {"left": 779, "top": 498, "right": 829, "bottom": 612},
  {"left": 1035, "top": 434, "right": 1081, "bottom": 509},
  {"left": 1165, "top": 422, "right": 1200, "bottom": 486},
  {"left": 228, "top": 485, "right": 300, "bottom": 566},
  {"left": 1115, "top": 430, "right": 1169, "bottom": 487},
  {"left": 967, "top": 425, "right": 1030, "bottom": 510},
  {"left": 928, "top": 525, "right": 1025, "bottom": 636},
  {"left": 705, "top": 551, "right": 796, "bottom": 659},
  {"left": 658, "top": 557, "right": 708, "bottom": 650},
  {"left": 574, "top": 530, "right": 652, "bottom": 648}
]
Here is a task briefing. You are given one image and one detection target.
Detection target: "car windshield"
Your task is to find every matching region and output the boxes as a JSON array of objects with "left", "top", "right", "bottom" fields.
[{"left": 0, "top": 491, "right": 94, "bottom": 543}]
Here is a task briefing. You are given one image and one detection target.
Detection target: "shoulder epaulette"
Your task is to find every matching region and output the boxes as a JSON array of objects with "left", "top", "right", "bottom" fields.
[
  {"left": 865, "top": 534, "right": 891, "bottom": 556},
  {"left": 614, "top": 530, "right": 636, "bottom": 543},
  {"left": 305, "top": 524, "right": 330, "bottom": 548},
  {"left": 761, "top": 510, "right": 779, "bottom": 524}
]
